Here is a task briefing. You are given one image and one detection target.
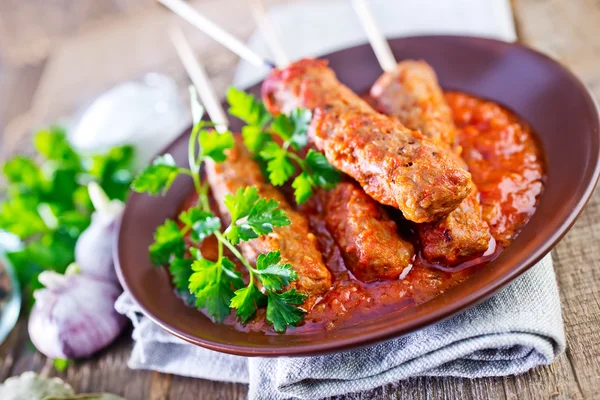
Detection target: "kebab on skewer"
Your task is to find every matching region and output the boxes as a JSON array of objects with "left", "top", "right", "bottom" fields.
[
  {"left": 170, "top": 27, "right": 331, "bottom": 309},
  {"left": 159, "top": 0, "right": 474, "bottom": 225},
  {"left": 351, "top": 0, "right": 494, "bottom": 265},
  {"left": 248, "top": 0, "right": 416, "bottom": 282}
]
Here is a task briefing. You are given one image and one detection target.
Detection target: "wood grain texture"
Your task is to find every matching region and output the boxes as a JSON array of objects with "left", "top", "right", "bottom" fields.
[{"left": 1, "top": 0, "right": 600, "bottom": 399}]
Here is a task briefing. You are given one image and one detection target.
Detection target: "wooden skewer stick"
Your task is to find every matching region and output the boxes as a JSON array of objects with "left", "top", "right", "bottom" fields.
[
  {"left": 158, "top": 0, "right": 274, "bottom": 69},
  {"left": 351, "top": 0, "right": 397, "bottom": 72},
  {"left": 247, "top": 0, "right": 289, "bottom": 68},
  {"left": 168, "top": 26, "right": 229, "bottom": 132}
]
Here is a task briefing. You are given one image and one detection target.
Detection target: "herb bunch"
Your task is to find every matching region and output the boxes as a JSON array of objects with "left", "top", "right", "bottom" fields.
[
  {"left": 227, "top": 87, "right": 341, "bottom": 204},
  {"left": 0, "top": 126, "right": 133, "bottom": 298},
  {"left": 131, "top": 92, "right": 308, "bottom": 332}
]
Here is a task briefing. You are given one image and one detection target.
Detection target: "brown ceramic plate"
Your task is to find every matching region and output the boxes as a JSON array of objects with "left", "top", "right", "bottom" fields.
[{"left": 115, "top": 36, "right": 600, "bottom": 356}]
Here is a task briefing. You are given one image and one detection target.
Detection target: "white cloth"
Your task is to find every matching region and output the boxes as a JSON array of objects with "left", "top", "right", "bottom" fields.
[
  {"left": 117, "top": 1, "right": 565, "bottom": 399},
  {"left": 234, "top": 0, "right": 516, "bottom": 87}
]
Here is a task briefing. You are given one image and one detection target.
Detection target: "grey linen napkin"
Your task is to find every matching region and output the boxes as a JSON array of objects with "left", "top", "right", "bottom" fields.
[
  {"left": 115, "top": 255, "right": 564, "bottom": 399},
  {"left": 115, "top": 1, "right": 565, "bottom": 398}
]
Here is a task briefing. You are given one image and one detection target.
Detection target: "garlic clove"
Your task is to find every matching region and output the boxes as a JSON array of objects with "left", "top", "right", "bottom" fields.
[
  {"left": 75, "top": 183, "right": 124, "bottom": 283},
  {"left": 28, "top": 274, "right": 126, "bottom": 359},
  {"left": 37, "top": 270, "right": 70, "bottom": 291}
]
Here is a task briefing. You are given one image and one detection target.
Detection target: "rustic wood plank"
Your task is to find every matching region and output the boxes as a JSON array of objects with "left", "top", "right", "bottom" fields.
[
  {"left": 512, "top": 1, "right": 600, "bottom": 399},
  {"left": 168, "top": 376, "right": 247, "bottom": 400},
  {"left": 0, "top": 320, "right": 30, "bottom": 381},
  {"left": 148, "top": 372, "right": 171, "bottom": 400}
]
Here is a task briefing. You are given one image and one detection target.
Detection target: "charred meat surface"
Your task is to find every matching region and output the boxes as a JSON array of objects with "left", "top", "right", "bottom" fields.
[
  {"left": 314, "top": 181, "right": 415, "bottom": 282},
  {"left": 418, "top": 190, "right": 491, "bottom": 264},
  {"left": 370, "top": 60, "right": 491, "bottom": 264},
  {"left": 262, "top": 58, "right": 473, "bottom": 223},
  {"left": 205, "top": 138, "right": 332, "bottom": 307},
  {"left": 370, "top": 60, "right": 458, "bottom": 147},
  {"left": 310, "top": 108, "right": 473, "bottom": 224}
]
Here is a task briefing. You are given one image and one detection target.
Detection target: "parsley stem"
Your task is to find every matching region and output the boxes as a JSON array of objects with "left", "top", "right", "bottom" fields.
[
  {"left": 188, "top": 126, "right": 200, "bottom": 175},
  {"left": 198, "top": 182, "right": 210, "bottom": 212},
  {"left": 288, "top": 152, "right": 308, "bottom": 174},
  {"left": 181, "top": 169, "right": 204, "bottom": 203},
  {"left": 214, "top": 231, "right": 256, "bottom": 285},
  {"left": 217, "top": 232, "right": 224, "bottom": 261}
]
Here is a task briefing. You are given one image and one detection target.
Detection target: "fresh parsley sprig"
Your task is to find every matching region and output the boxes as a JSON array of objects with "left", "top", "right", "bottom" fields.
[
  {"left": 0, "top": 126, "right": 134, "bottom": 301},
  {"left": 226, "top": 87, "right": 341, "bottom": 204},
  {"left": 131, "top": 88, "right": 307, "bottom": 332}
]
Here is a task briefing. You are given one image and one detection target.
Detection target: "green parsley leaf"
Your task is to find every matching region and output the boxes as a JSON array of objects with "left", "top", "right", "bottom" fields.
[
  {"left": 149, "top": 219, "right": 185, "bottom": 265},
  {"left": 242, "top": 125, "right": 273, "bottom": 154},
  {"left": 223, "top": 186, "right": 260, "bottom": 223},
  {"left": 73, "top": 185, "right": 93, "bottom": 212},
  {"left": 189, "top": 258, "right": 216, "bottom": 292},
  {"left": 226, "top": 87, "right": 271, "bottom": 128},
  {"left": 255, "top": 251, "right": 297, "bottom": 291},
  {"left": 195, "top": 281, "right": 234, "bottom": 322},
  {"left": 33, "top": 127, "right": 81, "bottom": 170},
  {"left": 169, "top": 257, "right": 194, "bottom": 292},
  {"left": 0, "top": 197, "right": 47, "bottom": 239},
  {"left": 169, "top": 257, "right": 197, "bottom": 306},
  {"left": 18, "top": 231, "right": 75, "bottom": 274},
  {"left": 221, "top": 257, "right": 244, "bottom": 285},
  {"left": 189, "top": 257, "right": 243, "bottom": 322},
  {"left": 179, "top": 207, "right": 221, "bottom": 242},
  {"left": 0, "top": 125, "right": 136, "bottom": 299},
  {"left": 271, "top": 114, "right": 294, "bottom": 142},
  {"left": 271, "top": 109, "right": 312, "bottom": 150},
  {"left": 258, "top": 141, "right": 283, "bottom": 160},
  {"left": 189, "top": 247, "right": 202, "bottom": 260},
  {"left": 2, "top": 157, "right": 43, "bottom": 189},
  {"left": 199, "top": 129, "right": 234, "bottom": 162},
  {"left": 89, "top": 145, "right": 134, "bottom": 201},
  {"left": 230, "top": 283, "right": 266, "bottom": 323},
  {"left": 57, "top": 210, "right": 92, "bottom": 237},
  {"left": 45, "top": 168, "right": 80, "bottom": 209},
  {"left": 245, "top": 198, "right": 290, "bottom": 234},
  {"left": 225, "top": 190, "right": 290, "bottom": 244},
  {"left": 291, "top": 172, "right": 313, "bottom": 204},
  {"left": 5, "top": 249, "right": 46, "bottom": 294},
  {"left": 305, "top": 149, "right": 341, "bottom": 188},
  {"left": 266, "top": 289, "right": 307, "bottom": 332},
  {"left": 131, "top": 154, "right": 180, "bottom": 195},
  {"left": 260, "top": 144, "right": 295, "bottom": 186}
]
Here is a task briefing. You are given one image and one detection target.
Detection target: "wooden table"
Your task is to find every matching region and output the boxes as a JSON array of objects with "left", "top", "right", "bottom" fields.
[{"left": 1, "top": 0, "right": 600, "bottom": 398}]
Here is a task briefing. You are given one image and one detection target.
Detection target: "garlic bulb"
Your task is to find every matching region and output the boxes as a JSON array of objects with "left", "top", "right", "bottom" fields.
[
  {"left": 0, "top": 371, "right": 74, "bottom": 400},
  {"left": 0, "top": 371, "right": 126, "bottom": 400},
  {"left": 28, "top": 271, "right": 126, "bottom": 359},
  {"left": 75, "top": 182, "right": 124, "bottom": 282}
]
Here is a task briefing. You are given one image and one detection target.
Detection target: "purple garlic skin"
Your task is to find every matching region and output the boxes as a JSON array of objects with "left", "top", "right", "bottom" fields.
[
  {"left": 75, "top": 212, "right": 120, "bottom": 282},
  {"left": 28, "top": 272, "right": 127, "bottom": 359}
]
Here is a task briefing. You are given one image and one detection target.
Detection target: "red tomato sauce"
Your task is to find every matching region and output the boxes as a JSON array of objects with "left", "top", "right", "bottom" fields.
[
  {"left": 177, "top": 92, "right": 545, "bottom": 334},
  {"left": 445, "top": 92, "right": 545, "bottom": 247}
]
